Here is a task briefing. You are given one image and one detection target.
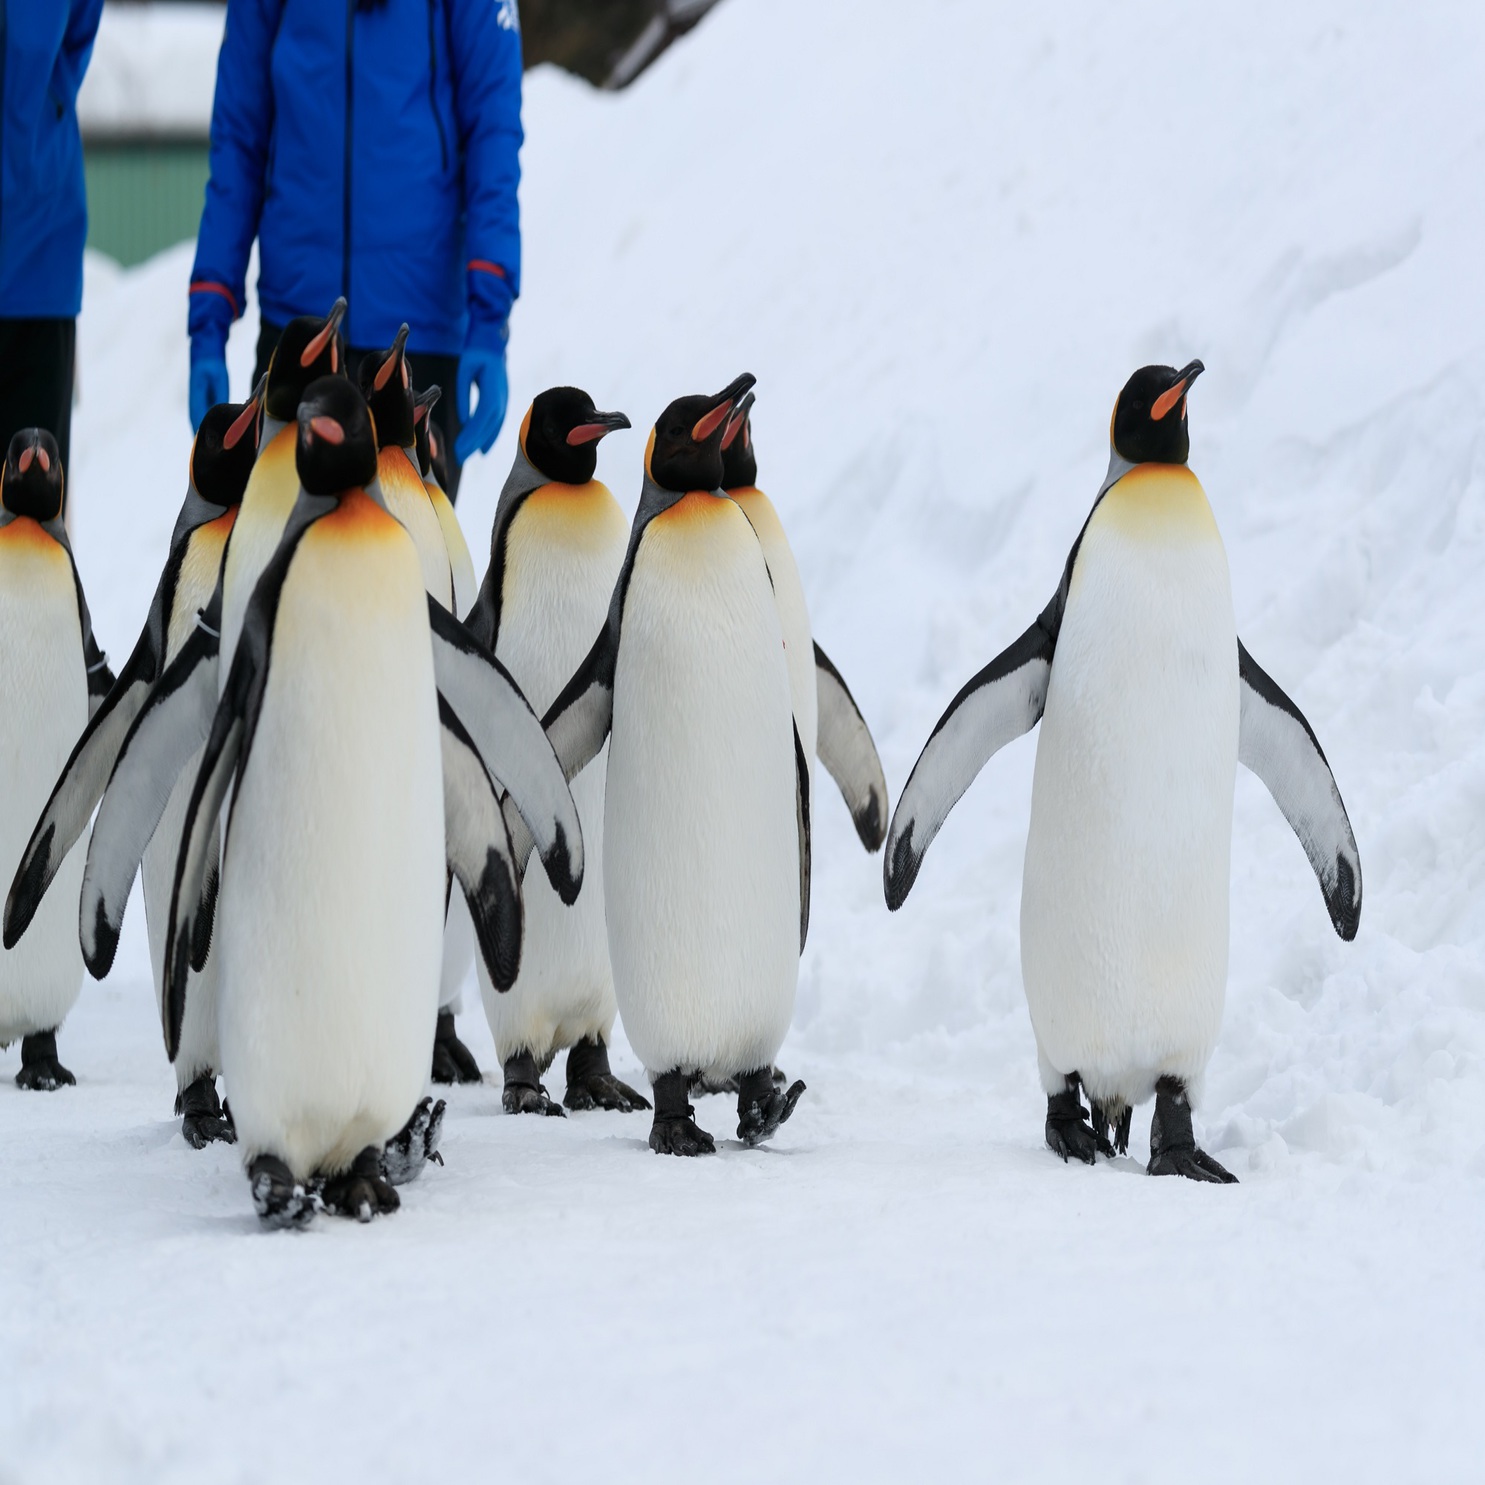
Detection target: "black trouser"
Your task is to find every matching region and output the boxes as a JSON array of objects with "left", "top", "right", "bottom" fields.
[
  {"left": 253, "top": 320, "right": 465, "bottom": 500},
  {"left": 0, "top": 318, "right": 76, "bottom": 475}
]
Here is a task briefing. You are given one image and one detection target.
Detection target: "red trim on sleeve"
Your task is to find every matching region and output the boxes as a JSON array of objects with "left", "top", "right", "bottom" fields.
[
  {"left": 190, "top": 280, "right": 239, "bottom": 316},
  {"left": 467, "top": 259, "right": 508, "bottom": 278}
]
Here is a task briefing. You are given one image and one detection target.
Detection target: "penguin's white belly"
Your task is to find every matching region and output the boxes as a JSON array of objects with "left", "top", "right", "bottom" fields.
[
  {"left": 604, "top": 492, "right": 799, "bottom": 1081},
  {"left": 141, "top": 516, "right": 235, "bottom": 1085},
  {"left": 1020, "top": 465, "right": 1238, "bottom": 1109},
  {"left": 381, "top": 448, "right": 453, "bottom": 610},
  {"left": 482, "top": 483, "right": 628, "bottom": 1064},
  {"left": 734, "top": 488, "right": 817, "bottom": 762},
  {"left": 220, "top": 425, "right": 299, "bottom": 683},
  {"left": 0, "top": 523, "right": 87, "bottom": 1043},
  {"left": 217, "top": 507, "right": 444, "bottom": 1178},
  {"left": 143, "top": 752, "right": 219, "bottom": 1086}
]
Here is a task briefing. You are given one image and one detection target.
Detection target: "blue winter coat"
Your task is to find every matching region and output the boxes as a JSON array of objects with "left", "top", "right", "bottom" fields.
[
  {"left": 0, "top": 0, "right": 104, "bottom": 319},
  {"left": 189, "top": 0, "right": 522, "bottom": 361}
]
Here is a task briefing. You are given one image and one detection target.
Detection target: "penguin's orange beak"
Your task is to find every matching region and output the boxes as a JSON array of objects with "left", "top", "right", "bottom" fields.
[
  {"left": 691, "top": 373, "right": 757, "bottom": 442},
  {"left": 301, "top": 298, "right": 348, "bottom": 369},
  {"left": 308, "top": 415, "right": 345, "bottom": 446},
  {"left": 566, "top": 410, "right": 631, "bottom": 447},
  {"left": 722, "top": 390, "right": 756, "bottom": 451},
  {"left": 223, "top": 377, "right": 265, "bottom": 450},
  {"left": 374, "top": 324, "right": 411, "bottom": 392},
  {"left": 1151, "top": 359, "right": 1204, "bottom": 421}
]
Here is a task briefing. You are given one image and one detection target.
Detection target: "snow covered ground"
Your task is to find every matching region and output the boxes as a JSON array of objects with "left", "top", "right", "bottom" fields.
[{"left": 5, "top": 2, "right": 1485, "bottom": 1479}]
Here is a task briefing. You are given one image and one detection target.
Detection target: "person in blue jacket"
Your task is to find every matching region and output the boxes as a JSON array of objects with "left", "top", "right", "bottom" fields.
[
  {"left": 188, "top": 0, "right": 523, "bottom": 497},
  {"left": 0, "top": 0, "right": 105, "bottom": 476}
]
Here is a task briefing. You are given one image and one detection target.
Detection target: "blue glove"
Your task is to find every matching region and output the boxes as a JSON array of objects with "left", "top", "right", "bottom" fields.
[
  {"left": 454, "top": 344, "right": 509, "bottom": 464},
  {"left": 189, "top": 357, "right": 231, "bottom": 431}
]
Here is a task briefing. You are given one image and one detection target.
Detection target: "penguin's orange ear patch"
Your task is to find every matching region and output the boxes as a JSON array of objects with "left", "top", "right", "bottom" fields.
[
  {"left": 565, "top": 423, "right": 609, "bottom": 446},
  {"left": 1151, "top": 379, "right": 1188, "bottom": 421}
]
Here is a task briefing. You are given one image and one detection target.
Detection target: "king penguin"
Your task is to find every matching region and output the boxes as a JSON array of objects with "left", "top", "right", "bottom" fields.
[
  {"left": 157, "top": 377, "right": 583, "bottom": 1225},
  {"left": 884, "top": 362, "right": 1363, "bottom": 1182},
  {"left": 542, "top": 374, "right": 809, "bottom": 1155},
  {"left": 6, "top": 398, "right": 260, "bottom": 1135},
  {"left": 0, "top": 430, "right": 113, "bottom": 1089},
  {"left": 463, "top": 386, "right": 649, "bottom": 1116}
]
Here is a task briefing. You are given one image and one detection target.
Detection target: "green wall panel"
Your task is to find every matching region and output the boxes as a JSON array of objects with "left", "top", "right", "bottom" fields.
[{"left": 84, "top": 141, "right": 211, "bottom": 267}]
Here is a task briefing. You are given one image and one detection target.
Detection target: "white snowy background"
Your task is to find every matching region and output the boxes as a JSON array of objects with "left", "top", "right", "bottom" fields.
[{"left": 4, "top": 1, "right": 1484, "bottom": 1480}]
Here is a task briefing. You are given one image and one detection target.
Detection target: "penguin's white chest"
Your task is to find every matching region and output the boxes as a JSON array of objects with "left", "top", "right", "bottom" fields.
[
  {"left": 217, "top": 496, "right": 444, "bottom": 1177},
  {"left": 221, "top": 425, "right": 299, "bottom": 681},
  {"left": 1021, "top": 465, "right": 1238, "bottom": 1107},
  {"left": 0, "top": 521, "right": 87, "bottom": 1042},
  {"left": 380, "top": 447, "right": 453, "bottom": 610},
  {"left": 604, "top": 492, "right": 800, "bottom": 1080},
  {"left": 482, "top": 483, "right": 628, "bottom": 1061}
]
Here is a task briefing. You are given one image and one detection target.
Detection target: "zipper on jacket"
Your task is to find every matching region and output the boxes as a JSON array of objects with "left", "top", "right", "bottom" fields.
[
  {"left": 342, "top": 0, "right": 356, "bottom": 313},
  {"left": 428, "top": 0, "right": 449, "bottom": 174}
]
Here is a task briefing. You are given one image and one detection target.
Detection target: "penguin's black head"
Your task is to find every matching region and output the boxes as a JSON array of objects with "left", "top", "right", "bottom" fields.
[
  {"left": 412, "top": 385, "right": 443, "bottom": 482},
  {"left": 2, "top": 429, "right": 65, "bottom": 522},
  {"left": 1111, "top": 360, "right": 1204, "bottom": 465},
  {"left": 647, "top": 373, "right": 757, "bottom": 493},
  {"left": 720, "top": 390, "right": 758, "bottom": 490},
  {"left": 296, "top": 377, "right": 378, "bottom": 497},
  {"left": 358, "top": 323, "right": 415, "bottom": 451},
  {"left": 521, "top": 386, "right": 631, "bottom": 486},
  {"left": 191, "top": 386, "right": 262, "bottom": 509},
  {"left": 266, "top": 298, "right": 347, "bottom": 422}
]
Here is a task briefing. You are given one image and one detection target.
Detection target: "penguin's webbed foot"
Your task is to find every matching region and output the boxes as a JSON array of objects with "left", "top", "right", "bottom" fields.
[
  {"left": 502, "top": 1049, "right": 565, "bottom": 1117},
  {"left": 382, "top": 1096, "right": 447, "bottom": 1185},
  {"left": 1090, "top": 1099, "right": 1132, "bottom": 1159},
  {"left": 562, "top": 1036, "right": 651, "bottom": 1113},
  {"left": 322, "top": 1146, "right": 401, "bottom": 1222},
  {"left": 14, "top": 1029, "right": 75, "bottom": 1091},
  {"left": 1045, "top": 1084, "right": 1099, "bottom": 1165},
  {"left": 693, "top": 1066, "right": 786, "bottom": 1098},
  {"left": 649, "top": 1070, "right": 715, "bottom": 1156},
  {"left": 1147, "top": 1076, "right": 1238, "bottom": 1185},
  {"left": 736, "top": 1068, "right": 806, "bottom": 1147},
  {"left": 249, "top": 1154, "right": 318, "bottom": 1230},
  {"left": 430, "top": 1010, "right": 483, "bottom": 1085},
  {"left": 178, "top": 1074, "right": 236, "bottom": 1148}
]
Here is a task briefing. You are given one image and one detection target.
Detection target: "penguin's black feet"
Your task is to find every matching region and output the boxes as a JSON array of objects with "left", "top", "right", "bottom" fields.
[
  {"left": 249, "top": 1155, "right": 317, "bottom": 1230},
  {"left": 1147, "top": 1076, "right": 1238, "bottom": 1184},
  {"left": 1045, "top": 1081, "right": 1099, "bottom": 1165},
  {"left": 430, "top": 1010, "right": 483, "bottom": 1085},
  {"left": 736, "top": 1066, "right": 806, "bottom": 1147},
  {"left": 177, "top": 1074, "right": 236, "bottom": 1148},
  {"left": 14, "top": 1029, "right": 74, "bottom": 1091},
  {"left": 382, "top": 1096, "right": 446, "bottom": 1185},
  {"left": 502, "top": 1049, "right": 565, "bottom": 1116},
  {"left": 648, "top": 1070, "right": 715, "bottom": 1156},
  {"left": 563, "top": 1036, "right": 651, "bottom": 1113},
  {"left": 693, "top": 1066, "right": 786, "bottom": 1097},
  {"left": 1090, "top": 1099, "right": 1132, "bottom": 1159},
  {"left": 322, "top": 1146, "right": 401, "bottom": 1222}
]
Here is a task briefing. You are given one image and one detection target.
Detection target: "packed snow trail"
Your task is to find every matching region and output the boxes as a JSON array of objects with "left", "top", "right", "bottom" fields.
[{"left": 3, "top": 1, "right": 1483, "bottom": 1480}]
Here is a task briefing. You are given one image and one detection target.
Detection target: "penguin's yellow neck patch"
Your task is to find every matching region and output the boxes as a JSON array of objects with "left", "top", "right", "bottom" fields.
[
  {"left": 1095, "top": 464, "right": 1218, "bottom": 544},
  {"left": 0, "top": 515, "right": 63, "bottom": 557},
  {"left": 242, "top": 424, "right": 298, "bottom": 517},
  {"left": 653, "top": 490, "right": 728, "bottom": 527},
  {"left": 518, "top": 481, "right": 625, "bottom": 550}
]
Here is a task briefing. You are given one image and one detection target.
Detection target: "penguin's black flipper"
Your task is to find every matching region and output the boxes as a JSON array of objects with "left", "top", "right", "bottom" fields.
[
  {"left": 426, "top": 597, "right": 584, "bottom": 906},
  {"left": 813, "top": 641, "right": 889, "bottom": 852},
  {"left": 78, "top": 607, "right": 222, "bottom": 980},
  {"left": 883, "top": 616, "right": 1057, "bottom": 910},
  {"left": 1237, "top": 641, "right": 1362, "bottom": 941},
  {"left": 794, "top": 720, "right": 812, "bottom": 953},
  {"left": 3, "top": 631, "right": 157, "bottom": 949},
  {"left": 438, "top": 694, "right": 524, "bottom": 991},
  {"left": 541, "top": 623, "right": 616, "bottom": 782}
]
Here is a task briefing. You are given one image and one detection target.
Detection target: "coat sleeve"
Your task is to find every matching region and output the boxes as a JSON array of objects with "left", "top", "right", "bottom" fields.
[
  {"left": 447, "top": 0, "right": 524, "bottom": 350},
  {"left": 188, "top": 0, "right": 283, "bottom": 357},
  {"left": 56, "top": 0, "right": 106, "bottom": 103}
]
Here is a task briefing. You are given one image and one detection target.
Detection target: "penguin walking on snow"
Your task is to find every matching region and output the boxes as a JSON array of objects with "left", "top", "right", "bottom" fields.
[
  {"left": 463, "top": 386, "right": 649, "bottom": 1117},
  {"left": 542, "top": 375, "right": 808, "bottom": 1155},
  {"left": 885, "top": 362, "right": 1362, "bottom": 1182},
  {"left": 358, "top": 336, "right": 486, "bottom": 1084},
  {"left": 0, "top": 431, "right": 113, "bottom": 1089},
  {"left": 150, "top": 378, "right": 582, "bottom": 1225}
]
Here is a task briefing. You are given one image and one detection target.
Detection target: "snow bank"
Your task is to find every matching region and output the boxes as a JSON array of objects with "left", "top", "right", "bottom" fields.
[
  {"left": 78, "top": 3, "right": 223, "bottom": 138},
  {"left": 9, "top": 1, "right": 1483, "bottom": 1479}
]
